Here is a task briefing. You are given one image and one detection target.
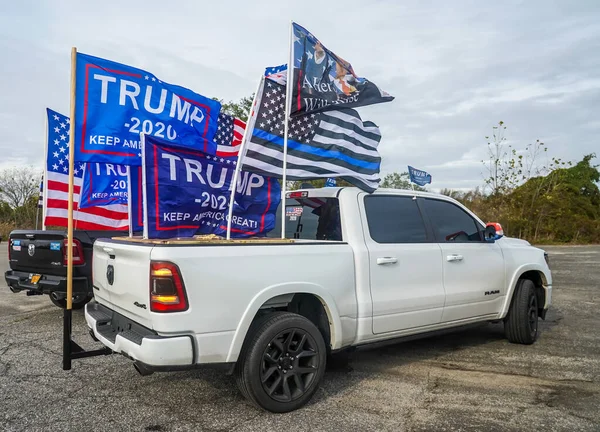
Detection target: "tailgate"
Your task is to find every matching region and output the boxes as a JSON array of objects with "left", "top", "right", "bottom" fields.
[
  {"left": 93, "top": 239, "right": 154, "bottom": 328},
  {"left": 9, "top": 231, "right": 66, "bottom": 275}
]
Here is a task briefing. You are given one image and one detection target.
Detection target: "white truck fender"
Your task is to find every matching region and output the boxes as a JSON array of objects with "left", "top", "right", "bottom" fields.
[
  {"left": 500, "top": 263, "right": 552, "bottom": 318},
  {"left": 225, "top": 282, "right": 343, "bottom": 363}
]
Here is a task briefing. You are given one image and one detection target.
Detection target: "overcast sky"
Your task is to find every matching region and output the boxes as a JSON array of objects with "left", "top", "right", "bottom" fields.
[{"left": 1, "top": 0, "right": 598, "bottom": 190}]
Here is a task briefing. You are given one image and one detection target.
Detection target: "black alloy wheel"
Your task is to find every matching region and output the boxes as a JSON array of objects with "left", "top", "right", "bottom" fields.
[
  {"left": 235, "top": 312, "right": 327, "bottom": 412},
  {"left": 504, "top": 278, "right": 539, "bottom": 344},
  {"left": 527, "top": 290, "right": 538, "bottom": 340},
  {"left": 260, "top": 328, "right": 319, "bottom": 402}
]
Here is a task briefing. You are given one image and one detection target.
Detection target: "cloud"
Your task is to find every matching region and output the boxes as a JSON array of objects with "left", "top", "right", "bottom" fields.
[{"left": 0, "top": 0, "right": 598, "bottom": 191}]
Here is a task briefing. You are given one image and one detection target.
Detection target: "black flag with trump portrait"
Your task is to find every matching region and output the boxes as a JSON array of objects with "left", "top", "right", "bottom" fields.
[{"left": 290, "top": 23, "right": 394, "bottom": 116}]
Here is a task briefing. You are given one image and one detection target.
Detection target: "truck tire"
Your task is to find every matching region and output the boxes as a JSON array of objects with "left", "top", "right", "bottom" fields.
[
  {"left": 235, "top": 312, "right": 327, "bottom": 413},
  {"left": 504, "top": 279, "right": 538, "bottom": 344},
  {"left": 49, "top": 294, "right": 92, "bottom": 310}
]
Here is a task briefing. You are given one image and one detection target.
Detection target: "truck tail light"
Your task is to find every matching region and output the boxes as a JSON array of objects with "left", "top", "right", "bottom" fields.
[
  {"left": 7, "top": 239, "right": 11, "bottom": 262},
  {"left": 63, "top": 239, "right": 85, "bottom": 266},
  {"left": 149, "top": 261, "right": 188, "bottom": 313}
]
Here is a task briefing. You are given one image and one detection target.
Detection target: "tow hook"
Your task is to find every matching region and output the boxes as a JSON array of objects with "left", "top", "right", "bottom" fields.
[{"left": 26, "top": 290, "right": 43, "bottom": 296}]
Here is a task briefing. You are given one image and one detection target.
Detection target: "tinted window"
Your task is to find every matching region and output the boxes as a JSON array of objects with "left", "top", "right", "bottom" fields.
[
  {"left": 364, "top": 196, "right": 428, "bottom": 243},
  {"left": 268, "top": 198, "right": 342, "bottom": 240},
  {"left": 421, "top": 199, "right": 483, "bottom": 242}
]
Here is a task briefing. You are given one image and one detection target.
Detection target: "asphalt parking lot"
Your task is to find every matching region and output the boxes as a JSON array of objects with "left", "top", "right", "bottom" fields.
[{"left": 1, "top": 246, "right": 599, "bottom": 431}]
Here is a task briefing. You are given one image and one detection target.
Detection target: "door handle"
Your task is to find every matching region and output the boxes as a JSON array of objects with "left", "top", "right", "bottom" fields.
[
  {"left": 377, "top": 257, "right": 398, "bottom": 265},
  {"left": 446, "top": 254, "right": 464, "bottom": 262}
]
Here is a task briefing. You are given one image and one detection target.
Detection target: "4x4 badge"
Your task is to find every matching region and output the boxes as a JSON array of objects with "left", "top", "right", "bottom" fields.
[{"left": 28, "top": 244, "right": 35, "bottom": 257}]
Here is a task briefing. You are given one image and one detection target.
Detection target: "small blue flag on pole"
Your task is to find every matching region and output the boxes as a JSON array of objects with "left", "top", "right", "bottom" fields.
[
  {"left": 324, "top": 178, "right": 337, "bottom": 187},
  {"left": 408, "top": 166, "right": 432, "bottom": 186}
]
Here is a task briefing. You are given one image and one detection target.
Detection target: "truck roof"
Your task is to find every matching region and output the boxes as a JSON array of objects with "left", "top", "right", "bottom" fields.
[{"left": 288, "top": 186, "right": 445, "bottom": 200}]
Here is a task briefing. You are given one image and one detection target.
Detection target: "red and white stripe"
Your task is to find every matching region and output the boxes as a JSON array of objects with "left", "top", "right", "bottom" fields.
[
  {"left": 216, "top": 117, "right": 246, "bottom": 158},
  {"left": 44, "top": 171, "right": 128, "bottom": 230}
]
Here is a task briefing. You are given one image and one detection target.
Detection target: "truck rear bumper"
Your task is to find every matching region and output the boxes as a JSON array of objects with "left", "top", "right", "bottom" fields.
[
  {"left": 5, "top": 270, "right": 88, "bottom": 295},
  {"left": 85, "top": 301, "right": 194, "bottom": 367}
]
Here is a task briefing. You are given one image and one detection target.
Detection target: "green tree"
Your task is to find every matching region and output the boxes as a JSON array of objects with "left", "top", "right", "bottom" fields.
[
  {"left": 215, "top": 95, "right": 254, "bottom": 122},
  {"left": 288, "top": 178, "right": 353, "bottom": 190},
  {"left": 381, "top": 172, "right": 426, "bottom": 191}
]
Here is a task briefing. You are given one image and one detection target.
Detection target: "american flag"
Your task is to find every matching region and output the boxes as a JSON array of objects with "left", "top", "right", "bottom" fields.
[
  {"left": 214, "top": 112, "right": 245, "bottom": 159},
  {"left": 265, "top": 64, "right": 287, "bottom": 85},
  {"left": 44, "top": 108, "right": 128, "bottom": 230},
  {"left": 240, "top": 78, "right": 382, "bottom": 192}
]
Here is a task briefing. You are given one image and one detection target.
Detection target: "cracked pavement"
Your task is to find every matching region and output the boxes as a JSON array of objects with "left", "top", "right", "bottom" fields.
[{"left": 1, "top": 245, "right": 599, "bottom": 431}]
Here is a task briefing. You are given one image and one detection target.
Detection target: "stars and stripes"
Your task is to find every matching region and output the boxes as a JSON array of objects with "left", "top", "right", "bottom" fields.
[
  {"left": 240, "top": 78, "right": 382, "bottom": 192},
  {"left": 214, "top": 112, "right": 245, "bottom": 162},
  {"left": 44, "top": 108, "right": 128, "bottom": 230},
  {"left": 265, "top": 64, "right": 288, "bottom": 85}
]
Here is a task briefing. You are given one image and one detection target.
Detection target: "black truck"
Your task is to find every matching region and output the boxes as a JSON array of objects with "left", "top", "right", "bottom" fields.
[{"left": 5, "top": 230, "right": 127, "bottom": 309}]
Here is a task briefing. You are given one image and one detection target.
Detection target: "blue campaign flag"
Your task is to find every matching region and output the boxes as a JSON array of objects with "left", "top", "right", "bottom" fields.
[
  {"left": 74, "top": 52, "right": 221, "bottom": 166},
  {"left": 324, "top": 178, "right": 337, "bottom": 187},
  {"left": 143, "top": 135, "right": 280, "bottom": 239},
  {"left": 79, "top": 163, "right": 129, "bottom": 208},
  {"left": 408, "top": 166, "right": 432, "bottom": 186}
]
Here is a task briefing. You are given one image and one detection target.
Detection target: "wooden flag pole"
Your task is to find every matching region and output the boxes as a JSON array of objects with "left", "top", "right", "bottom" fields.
[
  {"left": 281, "top": 21, "right": 295, "bottom": 239},
  {"left": 63, "top": 46, "right": 78, "bottom": 371},
  {"left": 225, "top": 76, "right": 264, "bottom": 240}
]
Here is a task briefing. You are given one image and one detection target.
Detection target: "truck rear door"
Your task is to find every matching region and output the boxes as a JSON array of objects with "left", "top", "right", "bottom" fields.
[
  {"left": 362, "top": 194, "right": 446, "bottom": 334},
  {"left": 92, "top": 239, "right": 154, "bottom": 329},
  {"left": 9, "top": 231, "right": 67, "bottom": 276}
]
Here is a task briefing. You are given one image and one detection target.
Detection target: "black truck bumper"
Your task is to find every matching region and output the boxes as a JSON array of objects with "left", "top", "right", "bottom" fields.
[{"left": 5, "top": 270, "right": 89, "bottom": 296}]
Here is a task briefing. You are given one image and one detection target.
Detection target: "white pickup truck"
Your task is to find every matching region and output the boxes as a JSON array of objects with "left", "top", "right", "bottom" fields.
[{"left": 85, "top": 187, "right": 552, "bottom": 412}]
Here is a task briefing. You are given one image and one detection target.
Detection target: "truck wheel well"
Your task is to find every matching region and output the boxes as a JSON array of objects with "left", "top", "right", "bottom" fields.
[
  {"left": 517, "top": 270, "right": 546, "bottom": 318},
  {"left": 254, "top": 293, "right": 332, "bottom": 352}
]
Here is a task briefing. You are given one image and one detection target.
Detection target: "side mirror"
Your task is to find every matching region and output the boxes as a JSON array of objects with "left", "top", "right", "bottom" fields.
[{"left": 484, "top": 222, "right": 504, "bottom": 242}]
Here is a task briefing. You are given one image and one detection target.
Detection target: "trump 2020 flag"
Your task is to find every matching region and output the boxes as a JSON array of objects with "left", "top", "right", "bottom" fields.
[
  {"left": 324, "top": 178, "right": 337, "bottom": 187},
  {"left": 79, "top": 163, "right": 129, "bottom": 208},
  {"left": 142, "top": 135, "right": 280, "bottom": 239},
  {"left": 408, "top": 166, "right": 432, "bottom": 186},
  {"left": 240, "top": 77, "right": 382, "bottom": 193},
  {"left": 74, "top": 52, "right": 221, "bottom": 165},
  {"left": 290, "top": 23, "right": 394, "bottom": 115}
]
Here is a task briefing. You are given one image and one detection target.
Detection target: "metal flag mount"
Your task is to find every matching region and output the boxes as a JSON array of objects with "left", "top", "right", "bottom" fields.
[{"left": 62, "top": 47, "right": 112, "bottom": 371}]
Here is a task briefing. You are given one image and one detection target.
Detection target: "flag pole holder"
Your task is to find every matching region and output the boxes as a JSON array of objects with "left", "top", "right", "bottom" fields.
[
  {"left": 63, "top": 309, "right": 113, "bottom": 370},
  {"left": 62, "top": 46, "right": 113, "bottom": 370}
]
